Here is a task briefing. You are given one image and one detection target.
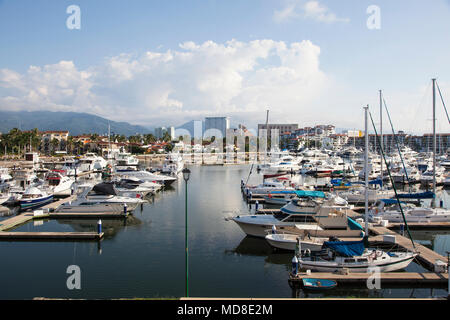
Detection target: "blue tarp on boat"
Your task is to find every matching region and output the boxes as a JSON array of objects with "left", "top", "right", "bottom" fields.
[
  {"left": 322, "top": 240, "right": 365, "bottom": 257},
  {"left": 331, "top": 179, "right": 351, "bottom": 186},
  {"left": 347, "top": 217, "right": 363, "bottom": 230},
  {"left": 396, "top": 191, "right": 435, "bottom": 199},
  {"left": 294, "top": 190, "right": 325, "bottom": 198},
  {"left": 380, "top": 199, "right": 406, "bottom": 205},
  {"left": 268, "top": 190, "right": 326, "bottom": 198},
  {"left": 351, "top": 179, "right": 383, "bottom": 187}
]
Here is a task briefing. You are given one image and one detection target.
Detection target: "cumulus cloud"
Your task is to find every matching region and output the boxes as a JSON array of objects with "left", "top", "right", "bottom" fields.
[
  {"left": 0, "top": 39, "right": 330, "bottom": 128},
  {"left": 274, "top": 0, "right": 349, "bottom": 24}
]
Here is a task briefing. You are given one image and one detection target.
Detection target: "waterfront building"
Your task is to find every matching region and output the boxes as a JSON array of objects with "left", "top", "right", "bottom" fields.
[{"left": 204, "top": 117, "right": 230, "bottom": 138}]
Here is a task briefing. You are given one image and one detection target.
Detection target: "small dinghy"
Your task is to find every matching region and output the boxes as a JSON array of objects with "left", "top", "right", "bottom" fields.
[{"left": 302, "top": 278, "right": 337, "bottom": 291}]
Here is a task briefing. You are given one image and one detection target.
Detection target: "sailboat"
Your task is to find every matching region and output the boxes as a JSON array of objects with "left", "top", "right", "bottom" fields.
[
  {"left": 370, "top": 80, "right": 450, "bottom": 223},
  {"left": 297, "top": 106, "right": 417, "bottom": 273}
]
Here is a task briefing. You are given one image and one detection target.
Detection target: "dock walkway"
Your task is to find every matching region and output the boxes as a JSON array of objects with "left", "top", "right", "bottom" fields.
[
  {"left": 369, "top": 226, "right": 447, "bottom": 270},
  {"left": 289, "top": 272, "right": 448, "bottom": 288},
  {"left": 0, "top": 194, "right": 120, "bottom": 240}
]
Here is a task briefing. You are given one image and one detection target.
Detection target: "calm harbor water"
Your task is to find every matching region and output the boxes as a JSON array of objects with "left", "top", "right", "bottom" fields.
[{"left": 0, "top": 164, "right": 449, "bottom": 299}]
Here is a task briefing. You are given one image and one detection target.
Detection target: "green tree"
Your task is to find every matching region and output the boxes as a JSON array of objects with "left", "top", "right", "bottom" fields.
[
  {"left": 162, "top": 131, "right": 172, "bottom": 142},
  {"left": 51, "top": 138, "right": 60, "bottom": 154}
]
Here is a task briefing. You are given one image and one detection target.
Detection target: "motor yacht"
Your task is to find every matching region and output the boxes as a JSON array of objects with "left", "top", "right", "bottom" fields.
[
  {"left": 369, "top": 199, "right": 450, "bottom": 223},
  {"left": 19, "top": 187, "right": 53, "bottom": 210}
]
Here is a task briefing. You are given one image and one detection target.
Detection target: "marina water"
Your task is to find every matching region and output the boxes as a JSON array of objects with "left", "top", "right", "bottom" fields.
[{"left": 0, "top": 164, "right": 449, "bottom": 299}]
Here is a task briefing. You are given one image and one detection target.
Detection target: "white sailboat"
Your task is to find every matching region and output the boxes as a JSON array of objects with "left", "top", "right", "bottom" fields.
[{"left": 297, "top": 106, "right": 417, "bottom": 274}]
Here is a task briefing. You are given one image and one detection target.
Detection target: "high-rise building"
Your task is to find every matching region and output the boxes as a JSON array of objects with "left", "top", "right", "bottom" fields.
[
  {"left": 168, "top": 126, "right": 175, "bottom": 140},
  {"left": 154, "top": 127, "right": 167, "bottom": 139},
  {"left": 257, "top": 123, "right": 299, "bottom": 140},
  {"left": 204, "top": 117, "right": 230, "bottom": 138}
]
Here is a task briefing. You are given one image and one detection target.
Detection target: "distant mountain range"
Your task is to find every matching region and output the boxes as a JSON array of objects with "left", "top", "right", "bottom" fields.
[{"left": 0, "top": 110, "right": 151, "bottom": 136}]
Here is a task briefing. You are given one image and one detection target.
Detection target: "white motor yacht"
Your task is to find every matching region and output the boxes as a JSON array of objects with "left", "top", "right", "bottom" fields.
[
  {"left": 369, "top": 199, "right": 450, "bottom": 223},
  {"left": 161, "top": 153, "right": 184, "bottom": 176},
  {"left": 42, "top": 170, "right": 75, "bottom": 196},
  {"left": 78, "top": 153, "right": 108, "bottom": 172},
  {"left": 244, "top": 180, "right": 295, "bottom": 195},
  {"left": 115, "top": 169, "right": 176, "bottom": 186},
  {"left": 19, "top": 187, "right": 53, "bottom": 210},
  {"left": 265, "top": 232, "right": 328, "bottom": 251}
]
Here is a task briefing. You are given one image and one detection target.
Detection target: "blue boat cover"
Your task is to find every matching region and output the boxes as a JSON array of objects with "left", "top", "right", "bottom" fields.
[
  {"left": 322, "top": 240, "right": 365, "bottom": 257},
  {"left": 396, "top": 191, "right": 435, "bottom": 199},
  {"left": 295, "top": 190, "right": 325, "bottom": 198},
  {"left": 380, "top": 199, "right": 405, "bottom": 205},
  {"left": 331, "top": 179, "right": 351, "bottom": 186},
  {"left": 351, "top": 179, "right": 383, "bottom": 186},
  {"left": 268, "top": 190, "right": 325, "bottom": 198},
  {"left": 347, "top": 217, "right": 363, "bottom": 230}
]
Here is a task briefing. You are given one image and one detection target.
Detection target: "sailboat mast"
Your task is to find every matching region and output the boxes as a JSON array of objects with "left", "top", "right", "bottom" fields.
[
  {"left": 432, "top": 78, "right": 436, "bottom": 208},
  {"left": 364, "top": 105, "right": 369, "bottom": 236},
  {"left": 264, "top": 109, "right": 269, "bottom": 166},
  {"left": 379, "top": 90, "right": 383, "bottom": 187},
  {"left": 108, "top": 122, "right": 111, "bottom": 160}
]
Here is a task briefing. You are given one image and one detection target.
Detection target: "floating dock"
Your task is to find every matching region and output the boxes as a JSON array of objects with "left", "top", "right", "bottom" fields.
[
  {"left": 0, "top": 194, "right": 126, "bottom": 240},
  {"left": 289, "top": 272, "right": 448, "bottom": 288},
  {"left": 287, "top": 225, "right": 449, "bottom": 288},
  {"left": 0, "top": 231, "right": 103, "bottom": 240}
]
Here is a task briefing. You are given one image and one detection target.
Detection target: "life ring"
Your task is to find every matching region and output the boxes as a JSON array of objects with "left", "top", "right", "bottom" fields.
[{"left": 376, "top": 250, "right": 383, "bottom": 257}]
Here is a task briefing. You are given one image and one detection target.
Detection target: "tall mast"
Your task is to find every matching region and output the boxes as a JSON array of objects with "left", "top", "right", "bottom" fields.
[
  {"left": 364, "top": 105, "right": 369, "bottom": 236},
  {"left": 379, "top": 90, "right": 383, "bottom": 188},
  {"left": 264, "top": 109, "right": 269, "bottom": 166},
  {"left": 108, "top": 122, "right": 111, "bottom": 160},
  {"left": 432, "top": 78, "right": 436, "bottom": 208}
]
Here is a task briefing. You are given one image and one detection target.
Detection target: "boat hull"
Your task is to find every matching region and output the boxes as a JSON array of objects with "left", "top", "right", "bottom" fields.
[
  {"left": 299, "top": 254, "right": 416, "bottom": 273},
  {"left": 19, "top": 195, "right": 53, "bottom": 210}
]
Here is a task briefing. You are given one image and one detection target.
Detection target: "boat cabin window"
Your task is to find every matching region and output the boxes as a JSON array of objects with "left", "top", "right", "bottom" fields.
[
  {"left": 356, "top": 258, "right": 368, "bottom": 263},
  {"left": 344, "top": 258, "right": 356, "bottom": 263}
]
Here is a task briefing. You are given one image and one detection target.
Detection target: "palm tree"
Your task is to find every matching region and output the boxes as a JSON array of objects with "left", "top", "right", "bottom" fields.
[{"left": 51, "top": 138, "right": 60, "bottom": 154}]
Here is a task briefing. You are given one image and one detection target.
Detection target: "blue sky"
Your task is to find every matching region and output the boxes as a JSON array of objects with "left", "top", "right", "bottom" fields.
[{"left": 1, "top": 0, "right": 450, "bottom": 134}]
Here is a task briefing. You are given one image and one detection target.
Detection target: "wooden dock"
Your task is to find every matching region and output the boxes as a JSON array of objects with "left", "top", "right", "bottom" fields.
[
  {"left": 0, "top": 232, "right": 103, "bottom": 240},
  {"left": 0, "top": 212, "right": 36, "bottom": 231},
  {"left": 0, "top": 205, "right": 9, "bottom": 215},
  {"left": 0, "top": 194, "right": 123, "bottom": 240},
  {"left": 49, "top": 212, "right": 129, "bottom": 219},
  {"left": 42, "top": 194, "right": 77, "bottom": 211},
  {"left": 369, "top": 226, "right": 448, "bottom": 271},
  {"left": 289, "top": 272, "right": 448, "bottom": 288}
]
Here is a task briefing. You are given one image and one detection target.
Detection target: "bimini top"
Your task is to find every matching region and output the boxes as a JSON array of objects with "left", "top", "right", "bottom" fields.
[
  {"left": 380, "top": 199, "right": 405, "bottom": 205},
  {"left": 396, "top": 191, "right": 435, "bottom": 199},
  {"left": 268, "top": 190, "right": 325, "bottom": 198},
  {"left": 92, "top": 182, "right": 118, "bottom": 196},
  {"left": 322, "top": 239, "right": 366, "bottom": 257}
]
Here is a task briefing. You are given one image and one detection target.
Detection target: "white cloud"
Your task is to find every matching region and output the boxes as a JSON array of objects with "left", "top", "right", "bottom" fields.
[
  {"left": 0, "top": 39, "right": 331, "bottom": 129},
  {"left": 274, "top": 0, "right": 349, "bottom": 24},
  {"left": 1, "top": 38, "right": 446, "bottom": 134}
]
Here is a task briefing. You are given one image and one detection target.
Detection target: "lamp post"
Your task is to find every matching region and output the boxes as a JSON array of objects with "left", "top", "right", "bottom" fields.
[{"left": 182, "top": 167, "right": 191, "bottom": 297}]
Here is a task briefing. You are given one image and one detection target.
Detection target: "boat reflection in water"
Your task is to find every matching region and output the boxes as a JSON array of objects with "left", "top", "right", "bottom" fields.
[
  {"left": 55, "top": 215, "right": 143, "bottom": 239},
  {"left": 225, "top": 236, "right": 294, "bottom": 267}
]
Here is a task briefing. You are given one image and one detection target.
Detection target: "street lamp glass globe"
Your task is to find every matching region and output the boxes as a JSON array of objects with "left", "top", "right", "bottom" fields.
[{"left": 182, "top": 168, "right": 191, "bottom": 182}]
